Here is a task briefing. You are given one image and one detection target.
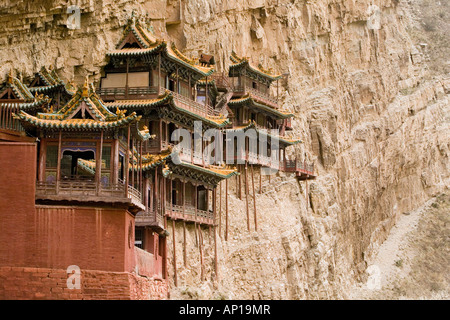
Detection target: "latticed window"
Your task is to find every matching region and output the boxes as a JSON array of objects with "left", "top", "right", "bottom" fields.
[
  {"left": 46, "top": 145, "right": 58, "bottom": 168},
  {"left": 102, "top": 146, "right": 111, "bottom": 170}
]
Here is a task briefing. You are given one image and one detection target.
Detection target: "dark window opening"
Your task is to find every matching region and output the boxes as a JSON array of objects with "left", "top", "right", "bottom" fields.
[
  {"left": 135, "top": 228, "right": 144, "bottom": 249},
  {"left": 119, "top": 154, "right": 125, "bottom": 181},
  {"left": 168, "top": 79, "right": 175, "bottom": 92},
  {"left": 61, "top": 150, "right": 95, "bottom": 180}
]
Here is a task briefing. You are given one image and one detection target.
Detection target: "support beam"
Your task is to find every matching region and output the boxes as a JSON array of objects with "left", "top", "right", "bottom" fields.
[
  {"left": 219, "top": 181, "right": 222, "bottom": 237},
  {"left": 194, "top": 184, "right": 198, "bottom": 246},
  {"left": 225, "top": 178, "right": 229, "bottom": 241},
  {"left": 56, "top": 130, "right": 62, "bottom": 194},
  {"left": 172, "top": 219, "right": 177, "bottom": 287},
  {"left": 306, "top": 179, "right": 309, "bottom": 211},
  {"left": 252, "top": 164, "right": 257, "bottom": 232},
  {"left": 245, "top": 163, "right": 250, "bottom": 231},
  {"left": 131, "top": 138, "right": 135, "bottom": 189},
  {"left": 183, "top": 221, "right": 187, "bottom": 267},
  {"left": 158, "top": 53, "right": 161, "bottom": 94},
  {"left": 38, "top": 139, "right": 46, "bottom": 182},
  {"left": 259, "top": 167, "right": 262, "bottom": 194},
  {"left": 125, "top": 125, "right": 130, "bottom": 197},
  {"left": 96, "top": 130, "right": 104, "bottom": 195},
  {"left": 198, "top": 224, "right": 204, "bottom": 281}
]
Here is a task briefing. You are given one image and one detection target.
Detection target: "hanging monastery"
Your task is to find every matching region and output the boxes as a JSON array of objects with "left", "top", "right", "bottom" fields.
[{"left": 0, "top": 15, "right": 316, "bottom": 299}]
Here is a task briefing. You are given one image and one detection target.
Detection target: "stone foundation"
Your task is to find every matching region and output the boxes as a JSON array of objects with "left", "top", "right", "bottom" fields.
[{"left": 0, "top": 267, "right": 168, "bottom": 300}]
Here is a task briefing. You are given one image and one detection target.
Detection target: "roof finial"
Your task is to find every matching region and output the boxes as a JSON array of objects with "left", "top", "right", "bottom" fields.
[
  {"left": 82, "top": 76, "right": 89, "bottom": 97},
  {"left": 7, "top": 69, "right": 13, "bottom": 84}
]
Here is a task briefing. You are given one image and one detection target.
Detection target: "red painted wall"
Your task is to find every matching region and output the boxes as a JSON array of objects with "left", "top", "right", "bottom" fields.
[
  {"left": 0, "top": 141, "right": 37, "bottom": 268},
  {"left": 33, "top": 206, "right": 136, "bottom": 273}
]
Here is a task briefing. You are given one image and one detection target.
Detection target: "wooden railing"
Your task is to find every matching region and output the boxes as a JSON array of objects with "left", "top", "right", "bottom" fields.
[
  {"left": 282, "top": 159, "right": 315, "bottom": 175},
  {"left": 97, "top": 86, "right": 220, "bottom": 117},
  {"left": 245, "top": 86, "right": 279, "bottom": 108},
  {"left": 135, "top": 209, "right": 164, "bottom": 227},
  {"left": 0, "top": 104, "right": 24, "bottom": 132},
  {"left": 169, "top": 90, "right": 219, "bottom": 117},
  {"left": 165, "top": 202, "right": 215, "bottom": 225},
  {"left": 36, "top": 178, "right": 143, "bottom": 204},
  {"left": 97, "top": 86, "right": 164, "bottom": 100}
]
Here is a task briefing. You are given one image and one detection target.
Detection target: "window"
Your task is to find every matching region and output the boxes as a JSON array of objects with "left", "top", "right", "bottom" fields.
[
  {"left": 46, "top": 145, "right": 58, "bottom": 168},
  {"left": 135, "top": 228, "right": 144, "bottom": 249}
]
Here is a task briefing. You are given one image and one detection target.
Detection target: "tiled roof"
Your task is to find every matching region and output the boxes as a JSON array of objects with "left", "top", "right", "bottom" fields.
[
  {"left": 108, "top": 16, "right": 214, "bottom": 77},
  {"left": 226, "top": 121, "right": 302, "bottom": 146},
  {"left": 228, "top": 94, "right": 293, "bottom": 119},
  {"left": 229, "top": 51, "right": 282, "bottom": 81}
]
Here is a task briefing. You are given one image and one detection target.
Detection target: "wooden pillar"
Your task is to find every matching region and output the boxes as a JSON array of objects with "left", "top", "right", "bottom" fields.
[
  {"left": 56, "top": 130, "right": 62, "bottom": 194},
  {"left": 140, "top": 141, "right": 143, "bottom": 195},
  {"left": 167, "top": 178, "right": 172, "bottom": 230},
  {"left": 259, "top": 167, "right": 262, "bottom": 194},
  {"left": 251, "top": 164, "right": 257, "bottom": 231},
  {"left": 158, "top": 53, "right": 161, "bottom": 93},
  {"left": 238, "top": 164, "right": 242, "bottom": 200},
  {"left": 38, "top": 139, "right": 46, "bottom": 182},
  {"left": 183, "top": 221, "right": 187, "bottom": 267},
  {"left": 306, "top": 179, "right": 309, "bottom": 211},
  {"left": 213, "top": 187, "right": 218, "bottom": 281},
  {"left": 113, "top": 139, "right": 119, "bottom": 184},
  {"left": 126, "top": 58, "right": 129, "bottom": 98},
  {"left": 165, "top": 179, "right": 173, "bottom": 228},
  {"left": 159, "top": 120, "right": 163, "bottom": 151},
  {"left": 131, "top": 139, "right": 136, "bottom": 189},
  {"left": 182, "top": 180, "right": 186, "bottom": 218},
  {"left": 245, "top": 162, "right": 250, "bottom": 231},
  {"left": 225, "top": 178, "right": 229, "bottom": 241},
  {"left": 182, "top": 180, "right": 187, "bottom": 267},
  {"left": 205, "top": 76, "right": 209, "bottom": 108},
  {"left": 172, "top": 219, "right": 177, "bottom": 287},
  {"left": 163, "top": 235, "right": 168, "bottom": 281},
  {"left": 125, "top": 125, "right": 130, "bottom": 197},
  {"left": 194, "top": 184, "right": 198, "bottom": 246},
  {"left": 276, "top": 79, "right": 279, "bottom": 101},
  {"left": 154, "top": 167, "right": 158, "bottom": 213},
  {"left": 219, "top": 181, "right": 222, "bottom": 237},
  {"left": 198, "top": 224, "right": 204, "bottom": 281},
  {"left": 176, "top": 66, "right": 179, "bottom": 94},
  {"left": 96, "top": 130, "right": 104, "bottom": 195}
]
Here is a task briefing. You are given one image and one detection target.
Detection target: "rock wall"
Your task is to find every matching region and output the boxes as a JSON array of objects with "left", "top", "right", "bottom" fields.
[{"left": 0, "top": 0, "right": 448, "bottom": 299}]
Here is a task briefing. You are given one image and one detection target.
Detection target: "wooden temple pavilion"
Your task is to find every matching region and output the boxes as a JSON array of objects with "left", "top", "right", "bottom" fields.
[
  {"left": 0, "top": 13, "right": 317, "bottom": 291},
  {"left": 97, "top": 15, "right": 239, "bottom": 284}
]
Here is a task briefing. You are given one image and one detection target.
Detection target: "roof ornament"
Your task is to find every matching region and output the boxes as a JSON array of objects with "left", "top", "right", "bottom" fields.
[
  {"left": 7, "top": 69, "right": 13, "bottom": 84},
  {"left": 82, "top": 76, "right": 89, "bottom": 97},
  {"left": 116, "top": 107, "right": 127, "bottom": 119}
]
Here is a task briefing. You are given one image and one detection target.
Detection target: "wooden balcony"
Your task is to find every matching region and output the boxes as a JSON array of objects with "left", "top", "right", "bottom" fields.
[
  {"left": 166, "top": 203, "right": 215, "bottom": 225},
  {"left": 97, "top": 86, "right": 220, "bottom": 117},
  {"left": 282, "top": 159, "right": 315, "bottom": 179},
  {"left": 0, "top": 104, "right": 24, "bottom": 133},
  {"left": 135, "top": 209, "right": 165, "bottom": 229},
  {"left": 170, "top": 90, "right": 219, "bottom": 117},
  {"left": 97, "top": 86, "right": 164, "bottom": 101},
  {"left": 233, "top": 85, "right": 279, "bottom": 109},
  {"left": 35, "top": 178, "right": 145, "bottom": 212}
]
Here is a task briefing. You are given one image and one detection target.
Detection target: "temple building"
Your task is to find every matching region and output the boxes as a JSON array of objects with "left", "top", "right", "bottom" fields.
[{"left": 0, "top": 14, "right": 315, "bottom": 299}]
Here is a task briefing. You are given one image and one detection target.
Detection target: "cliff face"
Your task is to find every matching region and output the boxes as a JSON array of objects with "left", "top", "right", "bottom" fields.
[{"left": 0, "top": 0, "right": 448, "bottom": 299}]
